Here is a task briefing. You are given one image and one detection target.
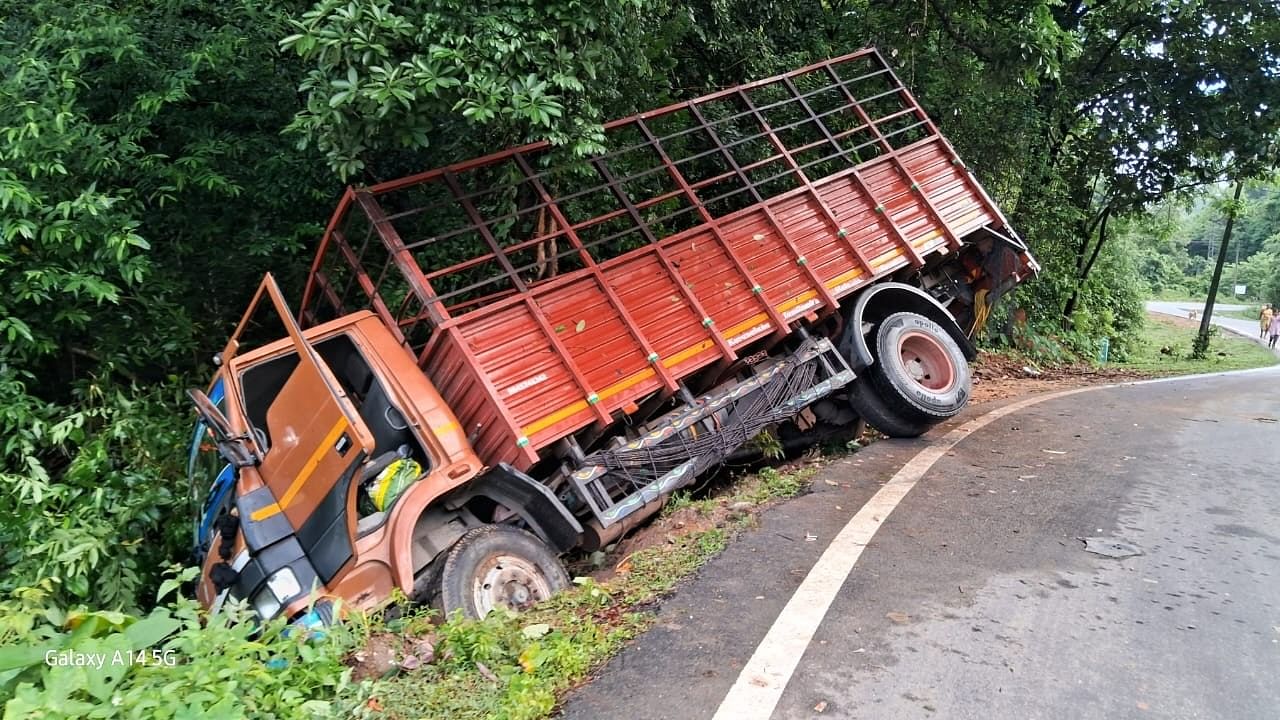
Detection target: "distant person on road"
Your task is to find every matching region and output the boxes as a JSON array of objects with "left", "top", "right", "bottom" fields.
[
  {"left": 1261, "top": 303, "right": 1274, "bottom": 338},
  {"left": 1269, "top": 313, "right": 1280, "bottom": 349}
]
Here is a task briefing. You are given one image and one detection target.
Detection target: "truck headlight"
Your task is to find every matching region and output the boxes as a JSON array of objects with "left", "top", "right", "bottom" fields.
[
  {"left": 252, "top": 588, "right": 281, "bottom": 620},
  {"left": 266, "top": 567, "right": 301, "bottom": 603},
  {"left": 253, "top": 568, "right": 302, "bottom": 620}
]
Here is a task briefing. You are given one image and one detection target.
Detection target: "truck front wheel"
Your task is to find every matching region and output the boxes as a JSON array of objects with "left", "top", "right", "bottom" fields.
[
  {"left": 869, "top": 311, "right": 971, "bottom": 423},
  {"left": 418, "top": 524, "right": 569, "bottom": 619}
]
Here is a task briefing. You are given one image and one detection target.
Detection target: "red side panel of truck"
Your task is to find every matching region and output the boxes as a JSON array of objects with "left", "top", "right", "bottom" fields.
[{"left": 300, "top": 48, "right": 1016, "bottom": 471}]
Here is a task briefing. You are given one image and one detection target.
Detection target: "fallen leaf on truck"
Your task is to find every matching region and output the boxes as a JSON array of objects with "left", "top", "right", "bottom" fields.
[{"left": 575, "top": 320, "right": 586, "bottom": 332}]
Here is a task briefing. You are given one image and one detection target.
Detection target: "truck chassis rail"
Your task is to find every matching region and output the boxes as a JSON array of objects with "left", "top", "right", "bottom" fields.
[{"left": 571, "top": 337, "right": 853, "bottom": 528}]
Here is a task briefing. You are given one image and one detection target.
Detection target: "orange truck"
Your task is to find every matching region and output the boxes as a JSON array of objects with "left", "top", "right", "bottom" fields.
[{"left": 187, "top": 48, "right": 1036, "bottom": 623}]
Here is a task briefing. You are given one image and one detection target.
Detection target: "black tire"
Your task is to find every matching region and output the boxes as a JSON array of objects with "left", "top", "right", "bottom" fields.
[
  {"left": 867, "top": 312, "right": 971, "bottom": 423},
  {"left": 415, "top": 524, "right": 568, "bottom": 620},
  {"left": 845, "top": 374, "right": 930, "bottom": 438}
]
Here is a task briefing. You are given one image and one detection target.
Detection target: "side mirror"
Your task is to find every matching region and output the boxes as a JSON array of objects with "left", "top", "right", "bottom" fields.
[{"left": 188, "top": 388, "right": 258, "bottom": 468}]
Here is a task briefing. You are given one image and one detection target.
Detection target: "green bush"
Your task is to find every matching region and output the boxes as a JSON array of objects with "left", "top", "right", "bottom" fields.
[
  {"left": 0, "top": 373, "right": 192, "bottom": 611},
  {"left": 0, "top": 572, "right": 379, "bottom": 719}
]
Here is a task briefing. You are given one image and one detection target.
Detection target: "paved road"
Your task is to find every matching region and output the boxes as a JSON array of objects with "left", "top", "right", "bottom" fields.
[
  {"left": 1145, "top": 300, "right": 1266, "bottom": 343},
  {"left": 559, "top": 368, "right": 1280, "bottom": 720}
]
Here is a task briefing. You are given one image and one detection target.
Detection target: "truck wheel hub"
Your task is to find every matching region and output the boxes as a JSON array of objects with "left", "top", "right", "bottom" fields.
[
  {"left": 474, "top": 555, "right": 552, "bottom": 615},
  {"left": 897, "top": 331, "right": 955, "bottom": 392}
]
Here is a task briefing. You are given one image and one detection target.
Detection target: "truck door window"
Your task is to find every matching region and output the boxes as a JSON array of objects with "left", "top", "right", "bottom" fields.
[
  {"left": 240, "top": 353, "right": 301, "bottom": 451},
  {"left": 314, "top": 335, "right": 427, "bottom": 464},
  {"left": 239, "top": 333, "right": 430, "bottom": 476}
]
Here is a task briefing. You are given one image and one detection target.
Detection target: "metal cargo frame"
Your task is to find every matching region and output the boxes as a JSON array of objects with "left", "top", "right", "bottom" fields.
[{"left": 300, "top": 47, "right": 1019, "bottom": 471}]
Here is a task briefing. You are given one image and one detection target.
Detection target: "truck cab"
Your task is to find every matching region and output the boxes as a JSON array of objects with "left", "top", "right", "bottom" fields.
[{"left": 191, "top": 277, "right": 489, "bottom": 621}]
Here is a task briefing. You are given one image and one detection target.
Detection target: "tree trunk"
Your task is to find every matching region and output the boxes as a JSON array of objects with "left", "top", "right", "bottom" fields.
[
  {"left": 1061, "top": 204, "right": 1112, "bottom": 328},
  {"left": 1077, "top": 205, "right": 1112, "bottom": 282},
  {"left": 1194, "top": 180, "right": 1245, "bottom": 356}
]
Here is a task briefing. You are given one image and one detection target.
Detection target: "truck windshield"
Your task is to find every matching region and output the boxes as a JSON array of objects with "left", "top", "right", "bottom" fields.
[{"left": 188, "top": 379, "right": 233, "bottom": 554}]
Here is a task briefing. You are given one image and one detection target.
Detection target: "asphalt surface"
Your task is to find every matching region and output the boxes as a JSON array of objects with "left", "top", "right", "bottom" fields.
[
  {"left": 558, "top": 368, "right": 1280, "bottom": 720},
  {"left": 1145, "top": 301, "right": 1270, "bottom": 345}
]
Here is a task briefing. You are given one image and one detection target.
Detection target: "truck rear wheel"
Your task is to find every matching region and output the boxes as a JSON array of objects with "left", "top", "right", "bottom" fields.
[
  {"left": 845, "top": 374, "right": 930, "bottom": 438},
  {"left": 419, "top": 524, "right": 569, "bottom": 620},
  {"left": 868, "top": 311, "right": 971, "bottom": 423}
]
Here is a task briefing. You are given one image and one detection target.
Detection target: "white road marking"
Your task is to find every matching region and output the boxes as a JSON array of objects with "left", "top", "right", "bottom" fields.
[{"left": 713, "top": 363, "right": 1279, "bottom": 720}]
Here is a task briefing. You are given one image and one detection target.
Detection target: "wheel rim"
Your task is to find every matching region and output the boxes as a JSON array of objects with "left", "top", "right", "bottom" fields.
[
  {"left": 896, "top": 330, "right": 956, "bottom": 393},
  {"left": 472, "top": 554, "right": 554, "bottom": 616}
]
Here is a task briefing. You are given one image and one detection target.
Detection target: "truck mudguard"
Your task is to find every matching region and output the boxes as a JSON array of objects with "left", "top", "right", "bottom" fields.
[{"left": 445, "top": 463, "right": 585, "bottom": 552}]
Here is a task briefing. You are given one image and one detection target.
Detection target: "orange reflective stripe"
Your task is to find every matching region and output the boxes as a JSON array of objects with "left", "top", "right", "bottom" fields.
[
  {"left": 521, "top": 399, "right": 591, "bottom": 438},
  {"left": 662, "top": 339, "right": 715, "bottom": 368},
  {"left": 725, "top": 313, "right": 769, "bottom": 338},
  {"left": 825, "top": 267, "right": 863, "bottom": 290},
  {"left": 249, "top": 418, "right": 349, "bottom": 522},
  {"left": 249, "top": 502, "right": 281, "bottom": 522}
]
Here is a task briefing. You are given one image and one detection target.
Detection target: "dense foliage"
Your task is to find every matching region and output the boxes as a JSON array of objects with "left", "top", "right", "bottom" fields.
[
  {"left": 0, "top": 0, "right": 331, "bottom": 611},
  {"left": 0, "top": 572, "right": 376, "bottom": 718},
  {"left": 2, "top": 0, "right": 1278, "bottom": 713},
  {"left": 282, "top": 0, "right": 649, "bottom": 179}
]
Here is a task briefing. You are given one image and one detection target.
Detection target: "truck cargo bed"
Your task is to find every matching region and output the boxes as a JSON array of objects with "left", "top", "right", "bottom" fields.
[{"left": 301, "top": 48, "right": 1012, "bottom": 471}]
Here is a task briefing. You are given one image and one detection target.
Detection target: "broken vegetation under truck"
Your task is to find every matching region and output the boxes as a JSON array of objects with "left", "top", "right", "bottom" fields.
[{"left": 187, "top": 48, "right": 1037, "bottom": 623}]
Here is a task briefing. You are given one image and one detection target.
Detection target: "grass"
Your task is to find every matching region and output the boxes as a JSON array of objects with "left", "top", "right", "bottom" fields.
[
  {"left": 1122, "top": 314, "right": 1277, "bottom": 374},
  {"left": 366, "top": 463, "right": 819, "bottom": 720},
  {"left": 1146, "top": 289, "right": 1259, "bottom": 306}
]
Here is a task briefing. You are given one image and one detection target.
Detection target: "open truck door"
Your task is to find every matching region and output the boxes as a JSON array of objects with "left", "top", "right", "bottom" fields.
[{"left": 197, "top": 274, "right": 375, "bottom": 619}]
